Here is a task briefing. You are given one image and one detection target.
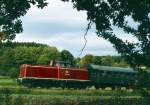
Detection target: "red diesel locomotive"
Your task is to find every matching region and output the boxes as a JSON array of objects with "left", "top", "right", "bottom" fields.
[{"left": 18, "top": 61, "right": 90, "bottom": 88}]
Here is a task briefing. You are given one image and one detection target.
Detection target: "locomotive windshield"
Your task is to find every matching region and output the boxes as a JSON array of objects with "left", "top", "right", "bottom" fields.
[{"left": 50, "top": 60, "right": 71, "bottom": 68}]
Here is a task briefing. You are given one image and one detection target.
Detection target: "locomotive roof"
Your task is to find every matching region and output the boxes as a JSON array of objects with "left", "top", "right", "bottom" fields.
[{"left": 88, "top": 64, "right": 137, "bottom": 73}]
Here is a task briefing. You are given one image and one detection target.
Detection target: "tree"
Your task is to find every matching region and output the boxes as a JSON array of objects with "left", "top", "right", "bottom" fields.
[
  {"left": 37, "top": 46, "right": 59, "bottom": 64},
  {"left": 80, "top": 54, "right": 93, "bottom": 67},
  {"left": 60, "top": 50, "right": 74, "bottom": 64},
  {"left": 112, "top": 56, "right": 129, "bottom": 67},
  {"left": 101, "top": 55, "right": 113, "bottom": 66},
  {"left": 0, "top": 0, "right": 48, "bottom": 42},
  {"left": 92, "top": 56, "right": 102, "bottom": 65},
  {"left": 0, "top": 42, "right": 60, "bottom": 77},
  {"left": 1, "top": 0, "right": 150, "bottom": 67},
  {"left": 62, "top": 0, "right": 150, "bottom": 68},
  {"left": 62, "top": 1, "right": 150, "bottom": 96}
]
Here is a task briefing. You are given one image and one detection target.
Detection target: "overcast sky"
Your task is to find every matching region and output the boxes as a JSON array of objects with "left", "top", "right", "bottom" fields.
[{"left": 15, "top": 0, "right": 137, "bottom": 57}]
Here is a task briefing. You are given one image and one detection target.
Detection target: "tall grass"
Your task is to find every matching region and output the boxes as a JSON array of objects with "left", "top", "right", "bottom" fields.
[
  {"left": 0, "top": 77, "right": 18, "bottom": 88},
  {"left": 0, "top": 76, "right": 149, "bottom": 105},
  {"left": 0, "top": 88, "right": 145, "bottom": 105},
  {"left": 0, "top": 93, "right": 145, "bottom": 105}
]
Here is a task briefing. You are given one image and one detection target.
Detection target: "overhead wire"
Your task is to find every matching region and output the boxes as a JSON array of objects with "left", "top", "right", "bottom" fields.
[{"left": 78, "top": 21, "right": 92, "bottom": 57}]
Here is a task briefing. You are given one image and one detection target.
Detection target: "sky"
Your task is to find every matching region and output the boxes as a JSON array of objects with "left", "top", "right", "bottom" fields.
[{"left": 15, "top": 0, "right": 137, "bottom": 57}]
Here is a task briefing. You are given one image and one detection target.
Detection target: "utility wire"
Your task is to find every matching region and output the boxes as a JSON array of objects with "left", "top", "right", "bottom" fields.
[{"left": 78, "top": 21, "right": 92, "bottom": 57}]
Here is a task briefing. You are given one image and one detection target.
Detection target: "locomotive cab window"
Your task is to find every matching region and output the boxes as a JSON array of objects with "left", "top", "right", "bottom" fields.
[{"left": 50, "top": 60, "right": 71, "bottom": 68}]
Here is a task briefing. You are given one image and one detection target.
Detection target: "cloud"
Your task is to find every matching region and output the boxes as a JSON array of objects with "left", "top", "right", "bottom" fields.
[
  {"left": 22, "top": 21, "right": 87, "bottom": 35},
  {"left": 23, "top": 0, "right": 87, "bottom": 23},
  {"left": 16, "top": 32, "right": 118, "bottom": 57},
  {"left": 16, "top": 0, "right": 119, "bottom": 57}
]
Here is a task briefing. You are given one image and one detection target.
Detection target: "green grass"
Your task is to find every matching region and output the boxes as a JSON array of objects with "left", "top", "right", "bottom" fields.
[
  {"left": 0, "top": 94, "right": 144, "bottom": 105},
  {"left": 0, "top": 76, "right": 140, "bottom": 96},
  {"left": 0, "top": 76, "right": 146, "bottom": 105},
  {"left": 0, "top": 77, "right": 18, "bottom": 88}
]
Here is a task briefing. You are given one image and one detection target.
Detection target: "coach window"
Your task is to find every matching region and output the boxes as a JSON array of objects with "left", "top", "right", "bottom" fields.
[
  {"left": 120, "top": 72, "right": 125, "bottom": 78},
  {"left": 103, "top": 71, "right": 107, "bottom": 77},
  {"left": 120, "top": 72, "right": 124, "bottom": 78},
  {"left": 96, "top": 73, "right": 99, "bottom": 78},
  {"left": 111, "top": 72, "right": 116, "bottom": 77},
  {"left": 106, "top": 71, "right": 111, "bottom": 77},
  {"left": 98, "top": 71, "right": 103, "bottom": 77},
  {"left": 115, "top": 72, "right": 120, "bottom": 78},
  {"left": 130, "top": 73, "right": 135, "bottom": 79},
  {"left": 99, "top": 72, "right": 103, "bottom": 76}
]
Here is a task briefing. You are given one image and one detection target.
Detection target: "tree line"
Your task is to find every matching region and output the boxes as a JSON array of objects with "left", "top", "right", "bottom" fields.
[{"left": 0, "top": 42, "right": 128, "bottom": 78}]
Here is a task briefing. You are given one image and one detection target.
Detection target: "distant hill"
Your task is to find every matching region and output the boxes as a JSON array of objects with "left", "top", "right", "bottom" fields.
[{"left": 0, "top": 42, "right": 49, "bottom": 48}]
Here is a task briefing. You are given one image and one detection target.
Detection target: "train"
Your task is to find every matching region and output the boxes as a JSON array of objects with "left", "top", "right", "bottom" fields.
[{"left": 18, "top": 60, "right": 138, "bottom": 89}]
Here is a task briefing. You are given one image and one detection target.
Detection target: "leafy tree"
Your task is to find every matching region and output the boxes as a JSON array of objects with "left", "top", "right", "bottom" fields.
[
  {"left": 0, "top": 0, "right": 48, "bottom": 42},
  {"left": 0, "top": 48, "right": 14, "bottom": 75},
  {"left": 63, "top": 1, "right": 150, "bottom": 96},
  {"left": 74, "top": 57, "right": 81, "bottom": 67},
  {"left": 112, "top": 60, "right": 129, "bottom": 67},
  {"left": 112, "top": 56, "right": 129, "bottom": 67},
  {"left": 101, "top": 55, "right": 113, "bottom": 66},
  {"left": 62, "top": 0, "right": 150, "bottom": 68},
  {"left": 0, "top": 47, "right": 15, "bottom": 66},
  {"left": 60, "top": 50, "right": 74, "bottom": 64},
  {"left": 79, "top": 55, "right": 129, "bottom": 67},
  {"left": 92, "top": 56, "right": 102, "bottom": 65},
  {"left": 13, "top": 46, "right": 38, "bottom": 65},
  {"left": 37, "top": 46, "right": 59, "bottom": 64},
  {"left": 0, "top": 42, "right": 60, "bottom": 77},
  {"left": 1, "top": 0, "right": 150, "bottom": 68},
  {"left": 80, "top": 54, "right": 93, "bottom": 67}
]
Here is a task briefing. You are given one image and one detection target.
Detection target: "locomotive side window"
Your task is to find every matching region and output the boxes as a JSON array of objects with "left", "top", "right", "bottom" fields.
[{"left": 50, "top": 60, "right": 72, "bottom": 68}]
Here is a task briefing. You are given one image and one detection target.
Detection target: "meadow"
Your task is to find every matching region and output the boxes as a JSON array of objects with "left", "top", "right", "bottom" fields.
[{"left": 0, "top": 76, "right": 148, "bottom": 105}]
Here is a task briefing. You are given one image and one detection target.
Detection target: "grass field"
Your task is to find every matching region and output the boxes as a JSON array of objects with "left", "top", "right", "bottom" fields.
[
  {"left": 0, "top": 76, "right": 18, "bottom": 88},
  {"left": 0, "top": 76, "right": 147, "bottom": 105}
]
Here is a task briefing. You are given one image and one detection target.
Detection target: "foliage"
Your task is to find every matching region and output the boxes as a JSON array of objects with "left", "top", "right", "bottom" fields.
[
  {"left": 0, "top": 42, "right": 60, "bottom": 77},
  {"left": 62, "top": 0, "right": 150, "bottom": 68},
  {"left": 0, "top": 42, "right": 130, "bottom": 77},
  {"left": 92, "top": 56, "right": 102, "bottom": 65},
  {"left": 79, "top": 54, "right": 93, "bottom": 67},
  {"left": 112, "top": 56, "right": 129, "bottom": 67},
  {"left": 61, "top": 0, "right": 150, "bottom": 98},
  {"left": 60, "top": 50, "right": 74, "bottom": 64},
  {"left": 1, "top": 0, "right": 148, "bottom": 68},
  {"left": 0, "top": 0, "right": 48, "bottom": 42},
  {"left": 0, "top": 42, "right": 77, "bottom": 77},
  {"left": 79, "top": 54, "right": 129, "bottom": 67},
  {"left": 101, "top": 55, "right": 113, "bottom": 66},
  {"left": 36, "top": 46, "right": 59, "bottom": 64}
]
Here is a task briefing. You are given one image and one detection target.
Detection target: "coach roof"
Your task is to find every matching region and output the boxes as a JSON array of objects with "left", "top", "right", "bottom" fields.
[{"left": 88, "top": 64, "right": 137, "bottom": 73}]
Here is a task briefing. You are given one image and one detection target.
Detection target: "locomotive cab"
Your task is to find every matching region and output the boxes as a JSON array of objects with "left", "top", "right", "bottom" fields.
[{"left": 49, "top": 60, "right": 72, "bottom": 68}]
